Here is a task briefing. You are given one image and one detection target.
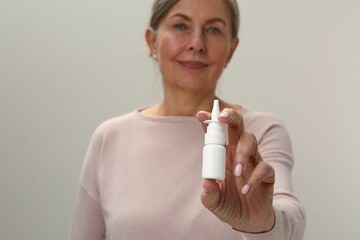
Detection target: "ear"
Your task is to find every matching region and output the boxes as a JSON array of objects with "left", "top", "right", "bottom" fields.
[
  {"left": 225, "top": 37, "right": 239, "bottom": 66},
  {"left": 145, "top": 27, "right": 158, "bottom": 59}
]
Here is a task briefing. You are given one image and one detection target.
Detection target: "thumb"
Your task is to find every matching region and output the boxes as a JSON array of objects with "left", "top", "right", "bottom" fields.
[
  {"left": 196, "top": 111, "right": 211, "bottom": 132},
  {"left": 201, "top": 179, "right": 221, "bottom": 211}
]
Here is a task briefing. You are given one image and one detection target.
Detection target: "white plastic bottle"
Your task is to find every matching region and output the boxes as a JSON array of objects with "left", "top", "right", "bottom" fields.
[{"left": 202, "top": 99, "right": 226, "bottom": 180}]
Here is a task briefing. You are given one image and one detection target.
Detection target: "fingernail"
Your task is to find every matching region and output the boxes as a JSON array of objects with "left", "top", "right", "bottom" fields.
[
  {"left": 220, "top": 111, "right": 229, "bottom": 118},
  {"left": 241, "top": 184, "right": 251, "bottom": 194},
  {"left": 234, "top": 163, "right": 243, "bottom": 177},
  {"left": 197, "top": 110, "right": 207, "bottom": 115},
  {"left": 203, "top": 182, "right": 210, "bottom": 193}
]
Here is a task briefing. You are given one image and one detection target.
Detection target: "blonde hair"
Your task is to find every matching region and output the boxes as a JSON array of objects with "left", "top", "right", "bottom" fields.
[{"left": 149, "top": 0, "right": 240, "bottom": 39}]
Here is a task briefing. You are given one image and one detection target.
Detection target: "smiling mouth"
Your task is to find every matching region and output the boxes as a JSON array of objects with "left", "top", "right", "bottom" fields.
[{"left": 178, "top": 61, "right": 209, "bottom": 70}]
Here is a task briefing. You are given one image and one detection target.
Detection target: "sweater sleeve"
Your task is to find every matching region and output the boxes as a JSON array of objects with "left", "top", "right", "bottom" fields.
[
  {"left": 241, "top": 113, "right": 306, "bottom": 240},
  {"left": 68, "top": 126, "right": 106, "bottom": 240}
]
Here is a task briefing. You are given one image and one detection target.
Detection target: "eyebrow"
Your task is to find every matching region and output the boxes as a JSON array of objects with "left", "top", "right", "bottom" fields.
[{"left": 170, "top": 13, "right": 227, "bottom": 26}]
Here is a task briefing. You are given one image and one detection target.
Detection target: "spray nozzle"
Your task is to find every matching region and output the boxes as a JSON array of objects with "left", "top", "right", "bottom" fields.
[
  {"left": 211, "top": 99, "right": 220, "bottom": 121},
  {"left": 204, "top": 99, "right": 220, "bottom": 124}
]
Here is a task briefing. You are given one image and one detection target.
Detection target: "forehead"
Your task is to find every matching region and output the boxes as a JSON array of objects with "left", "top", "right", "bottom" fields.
[{"left": 165, "top": 0, "right": 232, "bottom": 23}]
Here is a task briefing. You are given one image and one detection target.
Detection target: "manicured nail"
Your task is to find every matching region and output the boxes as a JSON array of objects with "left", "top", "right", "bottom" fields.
[
  {"left": 241, "top": 184, "right": 251, "bottom": 194},
  {"left": 203, "top": 182, "right": 210, "bottom": 193},
  {"left": 220, "top": 111, "right": 229, "bottom": 118},
  {"left": 197, "top": 110, "right": 208, "bottom": 115},
  {"left": 234, "top": 163, "right": 243, "bottom": 177}
]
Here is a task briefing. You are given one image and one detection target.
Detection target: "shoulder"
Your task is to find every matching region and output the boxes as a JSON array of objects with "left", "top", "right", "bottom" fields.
[
  {"left": 240, "top": 107, "right": 294, "bottom": 163},
  {"left": 241, "top": 107, "right": 290, "bottom": 144},
  {"left": 96, "top": 111, "right": 139, "bottom": 132},
  {"left": 242, "top": 107, "right": 284, "bottom": 131},
  {"left": 90, "top": 111, "right": 138, "bottom": 140}
]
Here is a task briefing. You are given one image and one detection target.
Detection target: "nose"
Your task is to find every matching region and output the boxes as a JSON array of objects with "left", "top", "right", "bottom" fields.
[{"left": 188, "top": 30, "right": 206, "bottom": 53}]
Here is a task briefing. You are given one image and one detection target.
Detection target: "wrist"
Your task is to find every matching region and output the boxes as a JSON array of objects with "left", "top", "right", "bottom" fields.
[{"left": 232, "top": 209, "right": 276, "bottom": 234}]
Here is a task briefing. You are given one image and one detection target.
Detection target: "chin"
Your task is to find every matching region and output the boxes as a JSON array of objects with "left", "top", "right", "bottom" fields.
[{"left": 176, "top": 77, "right": 216, "bottom": 92}]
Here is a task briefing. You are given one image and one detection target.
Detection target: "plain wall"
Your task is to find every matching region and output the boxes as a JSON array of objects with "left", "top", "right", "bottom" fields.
[{"left": 1, "top": 0, "right": 359, "bottom": 239}]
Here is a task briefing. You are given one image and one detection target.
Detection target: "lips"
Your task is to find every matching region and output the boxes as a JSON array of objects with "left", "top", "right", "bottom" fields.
[{"left": 178, "top": 60, "right": 209, "bottom": 70}]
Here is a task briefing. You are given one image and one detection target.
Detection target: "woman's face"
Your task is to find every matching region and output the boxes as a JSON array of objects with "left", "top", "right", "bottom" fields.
[{"left": 146, "top": 0, "right": 238, "bottom": 94}]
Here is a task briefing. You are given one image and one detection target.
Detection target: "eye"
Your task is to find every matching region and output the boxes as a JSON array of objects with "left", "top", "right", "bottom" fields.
[
  {"left": 174, "top": 23, "right": 187, "bottom": 31},
  {"left": 208, "top": 27, "right": 221, "bottom": 35}
]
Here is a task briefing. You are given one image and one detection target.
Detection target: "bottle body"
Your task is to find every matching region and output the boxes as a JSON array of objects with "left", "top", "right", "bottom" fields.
[{"left": 202, "top": 143, "right": 226, "bottom": 180}]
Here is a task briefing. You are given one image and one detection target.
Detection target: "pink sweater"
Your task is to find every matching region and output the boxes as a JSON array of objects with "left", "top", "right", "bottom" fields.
[{"left": 69, "top": 107, "right": 306, "bottom": 240}]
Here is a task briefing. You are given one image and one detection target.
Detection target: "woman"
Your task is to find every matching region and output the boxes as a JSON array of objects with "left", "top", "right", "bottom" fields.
[{"left": 69, "top": 0, "right": 306, "bottom": 239}]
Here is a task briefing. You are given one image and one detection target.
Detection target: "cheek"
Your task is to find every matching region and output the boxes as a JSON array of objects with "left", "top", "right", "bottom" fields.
[
  {"left": 157, "top": 34, "right": 183, "bottom": 58},
  {"left": 209, "top": 45, "right": 230, "bottom": 65}
]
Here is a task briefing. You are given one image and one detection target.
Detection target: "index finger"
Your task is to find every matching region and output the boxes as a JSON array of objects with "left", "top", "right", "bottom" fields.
[
  {"left": 196, "top": 110, "right": 211, "bottom": 132},
  {"left": 218, "top": 108, "right": 244, "bottom": 146}
]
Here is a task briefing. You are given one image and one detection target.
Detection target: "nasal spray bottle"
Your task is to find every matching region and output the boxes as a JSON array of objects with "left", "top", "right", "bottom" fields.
[{"left": 202, "top": 99, "right": 226, "bottom": 180}]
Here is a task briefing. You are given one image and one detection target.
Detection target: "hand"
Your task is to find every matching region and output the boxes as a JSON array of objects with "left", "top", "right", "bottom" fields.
[{"left": 197, "top": 108, "right": 276, "bottom": 233}]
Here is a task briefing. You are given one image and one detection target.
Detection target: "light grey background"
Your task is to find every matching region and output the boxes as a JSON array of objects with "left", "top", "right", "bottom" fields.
[{"left": 1, "top": 0, "right": 359, "bottom": 239}]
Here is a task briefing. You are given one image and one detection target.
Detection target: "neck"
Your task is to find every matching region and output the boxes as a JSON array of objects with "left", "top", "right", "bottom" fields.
[
  {"left": 160, "top": 91, "right": 216, "bottom": 116},
  {"left": 142, "top": 89, "right": 220, "bottom": 117}
]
